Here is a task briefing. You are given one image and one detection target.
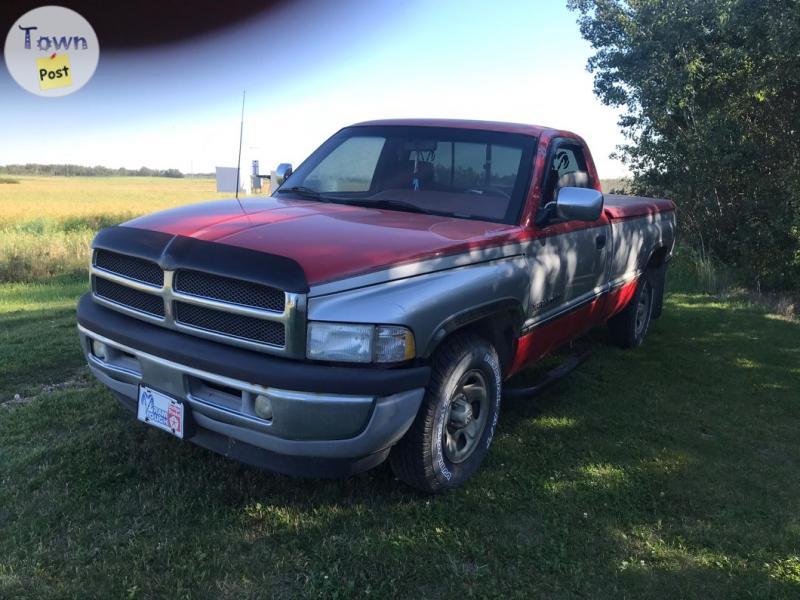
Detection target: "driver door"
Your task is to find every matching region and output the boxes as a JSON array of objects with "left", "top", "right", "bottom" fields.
[{"left": 525, "top": 140, "right": 610, "bottom": 328}]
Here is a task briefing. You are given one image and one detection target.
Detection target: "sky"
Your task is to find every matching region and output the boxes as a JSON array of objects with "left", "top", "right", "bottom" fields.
[{"left": 0, "top": 0, "right": 629, "bottom": 177}]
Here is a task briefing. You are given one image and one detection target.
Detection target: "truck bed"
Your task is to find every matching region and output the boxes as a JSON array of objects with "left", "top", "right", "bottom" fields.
[{"left": 603, "top": 194, "right": 675, "bottom": 221}]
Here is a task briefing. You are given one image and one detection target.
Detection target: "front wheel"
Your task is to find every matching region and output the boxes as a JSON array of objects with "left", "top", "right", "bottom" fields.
[{"left": 389, "top": 333, "right": 502, "bottom": 493}]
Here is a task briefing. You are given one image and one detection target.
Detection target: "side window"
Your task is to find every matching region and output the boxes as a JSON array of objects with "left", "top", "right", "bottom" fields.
[
  {"left": 543, "top": 143, "right": 591, "bottom": 204},
  {"left": 305, "top": 136, "right": 385, "bottom": 192}
]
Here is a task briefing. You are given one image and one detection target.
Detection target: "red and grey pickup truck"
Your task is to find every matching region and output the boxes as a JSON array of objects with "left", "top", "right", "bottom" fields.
[{"left": 77, "top": 119, "right": 675, "bottom": 492}]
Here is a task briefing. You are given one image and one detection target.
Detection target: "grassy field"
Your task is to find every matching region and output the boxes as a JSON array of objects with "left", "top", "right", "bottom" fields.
[
  {"left": 1, "top": 177, "right": 799, "bottom": 597},
  {"left": 0, "top": 175, "right": 230, "bottom": 224},
  {"left": 0, "top": 176, "right": 233, "bottom": 283}
]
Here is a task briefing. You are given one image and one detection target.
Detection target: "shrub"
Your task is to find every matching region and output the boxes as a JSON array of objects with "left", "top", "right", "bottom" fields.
[{"left": 569, "top": 0, "right": 800, "bottom": 291}]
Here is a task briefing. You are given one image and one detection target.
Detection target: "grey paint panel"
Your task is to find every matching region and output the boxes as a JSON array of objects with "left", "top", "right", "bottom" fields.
[
  {"left": 307, "top": 211, "right": 675, "bottom": 359},
  {"left": 524, "top": 224, "right": 610, "bottom": 325},
  {"left": 307, "top": 256, "right": 531, "bottom": 353},
  {"left": 608, "top": 212, "right": 676, "bottom": 283},
  {"left": 309, "top": 241, "right": 529, "bottom": 298}
]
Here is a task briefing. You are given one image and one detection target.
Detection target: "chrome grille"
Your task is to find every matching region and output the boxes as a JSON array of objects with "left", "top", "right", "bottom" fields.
[
  {"left": 89, "top": 250, "right": 304, "bottom": 357},
  {"left": 94, "top": 250, "right": 163, "bottom": 286},
  {"left": 175, "top": 302, "right": 286, "bottom": 347},
  {"left": 174, "top": 270, "right": 284, "bottom": 312},
  {"left": 93, "top": 276, "right": 165, "bottom": 317}
]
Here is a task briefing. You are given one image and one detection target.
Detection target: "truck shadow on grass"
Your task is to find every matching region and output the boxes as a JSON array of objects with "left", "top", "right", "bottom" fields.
[
  {"left": 1, "top": 294, "right": 799, "bottom": 597},
  {"left": 0, "top": 312, "right": 87, "bottom": 401}
]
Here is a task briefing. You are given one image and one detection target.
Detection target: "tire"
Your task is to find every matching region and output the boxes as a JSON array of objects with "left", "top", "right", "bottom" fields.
[
  {"left": 608, "top": 269, "right": 655, "bottom": 348},
  {"left": 651, "top": 263, "right": 667, "bottom": 320},
  {"left": 389, "top": 332, "right": 502, "bottom": 493}
]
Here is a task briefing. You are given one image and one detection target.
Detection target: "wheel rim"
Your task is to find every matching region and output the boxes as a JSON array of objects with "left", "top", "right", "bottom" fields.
[
  {"left": 635, "top": 281, "right": 653, "bottom": 338},
  {"left": 442, "top": 369, "right": 490, "bottom": 464}
]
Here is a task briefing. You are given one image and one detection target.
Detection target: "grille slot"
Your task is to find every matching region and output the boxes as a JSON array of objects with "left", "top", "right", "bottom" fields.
[
  {"left": 94, "top": 250, "right": 163, "bottom": 286},
  {"left": 175, "top": 302, "right": 285, "bottom": 347},
  {"left": 94, "top": 276, "right": 165, "bottom": 317},
  {"left": 174, "top": 270, "right": 284, "bottom": 312}
]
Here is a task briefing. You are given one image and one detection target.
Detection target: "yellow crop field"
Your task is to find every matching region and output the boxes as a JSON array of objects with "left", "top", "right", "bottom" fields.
[
  {"left": 0, "top": 175, "right": 230, "bottom": 224},
  {"left": 0, "top": 176, "right": 241, "bottom": 283}
]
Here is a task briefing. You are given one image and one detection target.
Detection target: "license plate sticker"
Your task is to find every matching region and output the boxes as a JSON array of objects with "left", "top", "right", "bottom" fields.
[{"left": 137, "top": 386, "right": 184, "bottom": 439}]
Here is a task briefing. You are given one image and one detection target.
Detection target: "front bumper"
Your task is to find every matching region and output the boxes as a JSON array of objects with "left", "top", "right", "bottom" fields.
[{"left": 77, "top": 294, "right": 429, "bottom": 477}]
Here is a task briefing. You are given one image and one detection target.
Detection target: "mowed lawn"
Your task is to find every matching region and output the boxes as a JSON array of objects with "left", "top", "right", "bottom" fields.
[
  {"left": 1, "top": 176, "right": 799, "bottom": 597},
  {"left": 1, "top": 279, "right": 799, "bottom": 598}
]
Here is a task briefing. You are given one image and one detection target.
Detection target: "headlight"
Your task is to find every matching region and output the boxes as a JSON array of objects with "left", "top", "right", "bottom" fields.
[
  {"left": 307, "top": 322, "right": 373, "bottom": 363},
  {"left": 306, "top": 322, "right": 415, "bottom": 363}
]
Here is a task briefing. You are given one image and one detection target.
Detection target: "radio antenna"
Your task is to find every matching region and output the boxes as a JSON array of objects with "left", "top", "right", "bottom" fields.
[{"left": 235, "top": 90, "right": 246, "bottom": 204}]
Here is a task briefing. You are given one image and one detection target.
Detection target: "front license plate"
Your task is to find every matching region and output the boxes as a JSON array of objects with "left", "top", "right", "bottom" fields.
[{"left": 137, "top": 386, "right": 185, "bottom": 439}]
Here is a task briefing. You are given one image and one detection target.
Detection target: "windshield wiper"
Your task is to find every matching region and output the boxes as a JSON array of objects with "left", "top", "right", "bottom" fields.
[
  {"left": 277, "top": 189, "right": 439, "bottom": 216},
  {"left": 340, "top": 198, "right": 438, "bottom": 215},
  {"left": 276, "top": 186, "right": 328, "bottom": 200}
]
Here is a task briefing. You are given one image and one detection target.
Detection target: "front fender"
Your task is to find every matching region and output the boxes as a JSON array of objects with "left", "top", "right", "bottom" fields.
[{"left": 307, "top": 256, "right": 530, "bottom": 357}]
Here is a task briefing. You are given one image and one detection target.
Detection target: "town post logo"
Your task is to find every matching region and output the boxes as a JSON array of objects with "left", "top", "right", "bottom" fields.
[{"left": 4, "top": 6, "right": 99, "bottom": 97}]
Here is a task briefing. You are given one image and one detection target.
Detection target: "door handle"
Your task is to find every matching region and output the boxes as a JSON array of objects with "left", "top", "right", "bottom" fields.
[{"left": 595, "top": 234, "right": 606, "bottom": 250}]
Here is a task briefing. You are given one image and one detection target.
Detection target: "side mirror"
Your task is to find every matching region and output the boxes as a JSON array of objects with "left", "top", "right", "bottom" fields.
[
  {"left": 274, "top": 163, "right": 293, "bottom": 186},
  {"left": 554, "top": 187, "right": 604, "bottom": 222}
]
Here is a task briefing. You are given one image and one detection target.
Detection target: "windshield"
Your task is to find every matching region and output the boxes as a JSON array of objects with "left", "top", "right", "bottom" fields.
[{"left": 276, "top": 125, "right": 537, "bottom": 224}]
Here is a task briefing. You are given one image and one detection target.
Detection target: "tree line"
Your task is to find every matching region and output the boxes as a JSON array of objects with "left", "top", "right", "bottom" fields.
[
  {"left": 0, "top": 164, "right": 186, "bottom": 178},
  {"left": 569, "top": 0, "right": 799, "bottom": 291}
]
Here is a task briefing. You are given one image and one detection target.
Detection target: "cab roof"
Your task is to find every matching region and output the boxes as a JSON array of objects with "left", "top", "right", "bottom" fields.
[{"left": 350, "top": 118, "right": 558, "bottom": 138}]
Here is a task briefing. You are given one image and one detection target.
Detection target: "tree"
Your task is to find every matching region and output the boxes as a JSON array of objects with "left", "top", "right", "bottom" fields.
[
  {"left": 568, "top": 0, "right": 800, "bottom": 290},
  {"left": 0, "top": 164, "right": 185, "bottom": 178}
]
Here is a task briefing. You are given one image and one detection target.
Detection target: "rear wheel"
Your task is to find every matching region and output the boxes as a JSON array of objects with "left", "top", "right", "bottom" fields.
[
  {"left": 608, "top": 270, "right": 654, "bottom": 348},
  {"left": 389, "top": 333, "right": 502, "bottom": 493}
]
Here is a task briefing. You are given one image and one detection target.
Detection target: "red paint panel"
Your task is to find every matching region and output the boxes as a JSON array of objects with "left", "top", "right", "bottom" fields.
[
  {"left": 506, "top": 278, "right": 640, "bottom": 377},
  {"left": 353, "top": 118, "right": 549, "bottom": 137},
  {"left": 122, "top": 191, "right": 671, "bottom": 287},
  {"left": 602, "top": 279, "right": 639, "bottom": 320},
  {"left": 124, "top": 197, "right": 528, "bottom": 286},
  {"left": 508, "top": 295, "right": 606, "bottom": 376},
  {"left": 604, "top": 195, "right": 676, "bottom": 221}
]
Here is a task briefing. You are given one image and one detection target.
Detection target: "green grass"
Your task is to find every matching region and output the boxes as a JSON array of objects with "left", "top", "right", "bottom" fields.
[
  {"left": 0, "top": 277, "right": 88, "bottom": 399},
  {"left": 1, "top": 278, "right": 799, "bottom": 598}
]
